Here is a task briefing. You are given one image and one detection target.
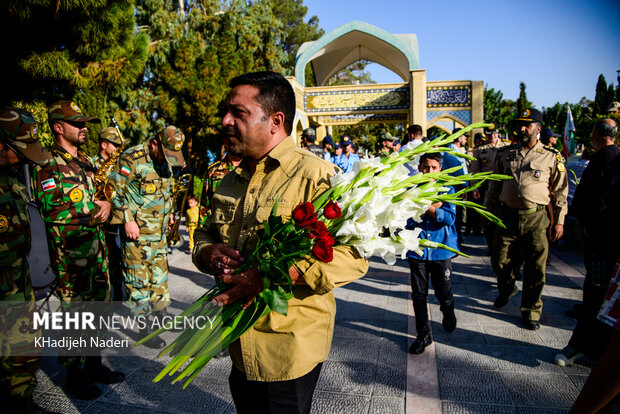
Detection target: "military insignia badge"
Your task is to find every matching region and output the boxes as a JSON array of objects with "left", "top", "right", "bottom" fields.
[
  {"left": 120, "top": 165, "right": 131, "bottom": 176},
  {"left": 69, "top": 188, "right": 83, "bottom": 202},
  {"left": 174, "top": 142, "right": 182, "bottom": 151},
  {"left": 534, "top": 170, "right": 541, "bottom": 178},
  {"left": 558, "top": 163, "right": 566, "bottom": 172},
  {"left": 481, "top": 159, "right": 488, "bottom": 164},
  {"left": 522, "top": 109, "right": 530, "bottom": 117},
  {"left": 31, "top": 124, "right": 38, "bottom": 138},
  {"left": 536, "top": 148, "right": 543, "bottom": 153},
  {"left": 62, "top": 152, "right": 72, "bottom": 160},
  {"left": 41, "top": 178, "right": 57, "bottom": 192},
  {"left": 145, "top": 183, "right": 157, "bottom": 194},
  {"left": 70, "top": 102, "right": 82, "bottom": 113},
  {"left": 0, "top": 215, "right": 8, "bottom": 233},
  {"left": 556, "top": 154, "right": 562, "bottom": 162}
]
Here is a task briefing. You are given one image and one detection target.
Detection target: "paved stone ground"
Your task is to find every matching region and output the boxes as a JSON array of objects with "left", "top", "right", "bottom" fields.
[
  {"left": 421, "top": 234, "right": 592, "bottom": 414},
  {"left": 29, "top": 230, "right": 593, "bottom": 413}
]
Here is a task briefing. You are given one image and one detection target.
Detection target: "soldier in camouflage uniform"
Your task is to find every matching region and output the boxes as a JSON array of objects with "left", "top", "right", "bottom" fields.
[
  {"left": 198, "top": 138, "right": 240, "bottom": 226},
  {"left": 0, "top": 108, "right": 53, "bottom": 413},
  {"left": 93, "top": 127, "right": 124, "bottom": 301},
  {"left": 110, "top": 126, "right": 184, "bottom": 349},
  {"left": 33, "top": 101, "right": 124, "bottom": 400}
]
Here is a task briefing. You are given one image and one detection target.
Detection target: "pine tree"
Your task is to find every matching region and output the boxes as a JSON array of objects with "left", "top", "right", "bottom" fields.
[
  {"left": 594, "top": 74, "right": 610, "bottom": 115},
  {"left": 1, "top": 0, "right": 148, "bottom": 154},
  {"left": 516, "top": 82, "right": 532, "bottom": 115}
]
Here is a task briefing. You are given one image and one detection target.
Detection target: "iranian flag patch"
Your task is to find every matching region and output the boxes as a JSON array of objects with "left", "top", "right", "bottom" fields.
[
  {"left": 120, "top": 166, "right": 131, "bottom": 176},
  {"left": 41, "top": 178, "right": 57, "bottom": 192}
]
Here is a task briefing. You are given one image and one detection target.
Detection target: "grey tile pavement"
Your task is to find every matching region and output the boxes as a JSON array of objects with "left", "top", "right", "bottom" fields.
[{"left": 28, "top": 231, "right": 592, "bottom": 413}]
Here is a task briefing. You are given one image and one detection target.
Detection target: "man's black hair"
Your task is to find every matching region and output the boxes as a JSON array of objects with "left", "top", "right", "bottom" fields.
[
  {"left": 229, "top": 71, "right": 296, "bottom": 135},
  {"left": 419, "top": 152, "right": 442, "bottom": 166},
  {"left": 408, "top": 124, "right": 423, "bottom": 137}
]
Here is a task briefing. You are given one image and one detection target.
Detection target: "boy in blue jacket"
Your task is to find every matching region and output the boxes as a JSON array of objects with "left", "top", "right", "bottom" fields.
[{"left": 406, "top": 152, "right": 459, "bottom": 354}]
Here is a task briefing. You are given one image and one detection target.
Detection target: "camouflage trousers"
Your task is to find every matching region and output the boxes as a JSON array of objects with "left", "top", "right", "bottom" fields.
[
  {"left": 51, "top": 231, "right": 111, "bottom": 369},
  {"left": 0, "top": 289, "right": 40, "bottom": 399},
  {"left": 122, "top": 238, "right": 170, "bottom": 316},
  {"left": 50, "top": 228, "right": 110, "bottom": 303}
]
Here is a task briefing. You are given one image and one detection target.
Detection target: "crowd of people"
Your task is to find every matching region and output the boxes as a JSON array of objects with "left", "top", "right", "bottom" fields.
[{"left": 1, "top": 72, "right": 619, "bottom": 413}]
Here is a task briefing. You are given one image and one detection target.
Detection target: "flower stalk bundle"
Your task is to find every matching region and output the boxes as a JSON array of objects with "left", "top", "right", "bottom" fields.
[{"left": 137, "top": 122, "right": 510, "bottom": 387}]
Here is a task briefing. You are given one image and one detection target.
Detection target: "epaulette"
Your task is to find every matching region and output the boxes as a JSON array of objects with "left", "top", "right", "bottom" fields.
[
  {"left": 543, "top": 145, "right": 560, "bottom": 154},
  {"left": 129, "top": 148, "right": 146, "bottom": 160},
  {"left": 207, "top": 160, "right": 221, "bottom": 170}
]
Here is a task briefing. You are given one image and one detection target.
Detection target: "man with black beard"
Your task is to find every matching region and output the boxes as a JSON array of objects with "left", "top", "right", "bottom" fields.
[{"left": 485, "top": 108, "right": 568, "bottom": 330}]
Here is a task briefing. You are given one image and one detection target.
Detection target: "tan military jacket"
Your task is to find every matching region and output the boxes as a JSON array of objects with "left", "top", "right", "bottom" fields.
[
  {"left": 485, "top": 140, "right": 569, "bottom": 224},
  {"left": 470, "top": 139, "right": 511, "bottom": 174},
  {"left": 193, "top": 137, "right": 369, "bottom": 381}
]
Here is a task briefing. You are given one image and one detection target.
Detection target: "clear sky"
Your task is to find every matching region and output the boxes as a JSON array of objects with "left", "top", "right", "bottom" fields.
[{"left": 304, "top": 0, "right": 620, "bottom": 110}]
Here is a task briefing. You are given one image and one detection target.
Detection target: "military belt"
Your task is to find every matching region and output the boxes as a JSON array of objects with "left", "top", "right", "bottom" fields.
[{"left": 502, "top": 204, "right": 545, "bottom": 215}]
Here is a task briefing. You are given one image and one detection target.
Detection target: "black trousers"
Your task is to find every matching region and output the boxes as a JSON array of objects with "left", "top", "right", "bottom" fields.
[
  {"left": 229, "top": 363, "right": 323, "bottom": 414},
  {"left": 408, "top": 258, "right": 454, "bottom": 338},
  {"left": 568, "top": 241, "right": 614, "bottom": 359}
]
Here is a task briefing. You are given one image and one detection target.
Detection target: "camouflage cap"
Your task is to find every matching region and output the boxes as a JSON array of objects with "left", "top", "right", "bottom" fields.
[
  {"left": 157, "top": 125, "right": 185, "bottom": 167},
  {"left": 0, "top": 107, "right": 52, "bottom": 165},
  {"left": 379, "top": 130, "right": 395, "bottom": 141},
  {"left": 99, "top": 126, "right": 123, "bottom": 145},
  {"left": 48, "top": 100, "right": 101, "bottom": 123}
]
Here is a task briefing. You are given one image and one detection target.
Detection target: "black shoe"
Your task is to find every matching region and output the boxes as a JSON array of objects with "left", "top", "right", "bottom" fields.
[
  {"left": 84, "top": 356, "right": 125, "bottom": 384},
  {"left": 66, "top": 368, "right": 102, "bottom": 400},
  {"left": 523, "top": 319, "right": 540, "bottom": 330},
  {"left": 442, "top": 308, "right": 457, "bottom": 333},
  {"left": 138, "top": 327, "right": 166, "bottom": 349},
  {"left": 565, "top": 304, "right": 583, "bottom": 319},
  {"left": 493, "top": 286, "right": 518, "bottom": 308},
  {"left": 408, "top": 335, "right": 432, "bottom": 354}
]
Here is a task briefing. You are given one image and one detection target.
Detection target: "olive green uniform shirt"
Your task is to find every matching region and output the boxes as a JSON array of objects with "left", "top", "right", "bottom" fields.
[
  {"left": 193, "top": 137, "right": 369, "bottom": 381},
  {"left": 485, "top": 140, "right": 569, "bottom": 225},
  {"left": 469, "top": 139, "right": 511, "bottom": 174}
]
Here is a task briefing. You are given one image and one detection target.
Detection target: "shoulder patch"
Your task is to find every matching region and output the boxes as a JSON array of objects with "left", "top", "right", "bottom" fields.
[
  {"left": 558, "top": 163, "right": 566, "bottom": 172},
  {"left": 41, "top": 178, "right": 57, "bottom": 192},
  {"left": 543, "top": 145, "right": 560, "bottom": 154},
  {"left": 120, "top": 165, "right": 132, "bottom": 176}
]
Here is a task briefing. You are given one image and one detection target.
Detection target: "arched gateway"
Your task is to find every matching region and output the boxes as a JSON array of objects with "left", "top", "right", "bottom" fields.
[{"left": 289, "top": 21, "right": 483, "bottom": 141}]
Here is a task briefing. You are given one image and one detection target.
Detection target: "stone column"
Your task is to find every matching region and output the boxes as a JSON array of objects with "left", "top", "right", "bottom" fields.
[{"left": 409, "top": 69, "right": 427, "bottom": 131}]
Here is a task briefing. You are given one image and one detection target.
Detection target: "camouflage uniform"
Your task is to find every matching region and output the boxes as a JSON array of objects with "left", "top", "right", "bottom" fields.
[
  {"left": 198, "top": 158, "right": 234, "bottom": 226},
  {"left": 0, "top": 108, "right": 52, "bottom": 403},
  {"left": 110, "top": 126, "right": 185, "bottom": 316},
  {"left": 33, "top": 145, "right": 110, "bottom": 303}
]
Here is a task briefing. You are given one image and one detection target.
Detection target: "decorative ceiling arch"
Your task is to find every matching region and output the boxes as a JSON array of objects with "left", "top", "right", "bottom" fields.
[{"left": 295, "top": 21, "right": 419, "bottom": 87}]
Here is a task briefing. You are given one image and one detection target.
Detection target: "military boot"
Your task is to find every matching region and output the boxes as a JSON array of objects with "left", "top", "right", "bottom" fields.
[
  {"left": 84, "top": 355, "right": 125, "bottom": 384},
  {"left": 66, "top": 367, "right": 101, "bottom": 400}
]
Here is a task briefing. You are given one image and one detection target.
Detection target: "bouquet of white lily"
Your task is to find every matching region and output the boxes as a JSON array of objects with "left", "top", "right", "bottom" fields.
[{"left": 137, "top": 121, "right": 510, "bottom": 388}]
